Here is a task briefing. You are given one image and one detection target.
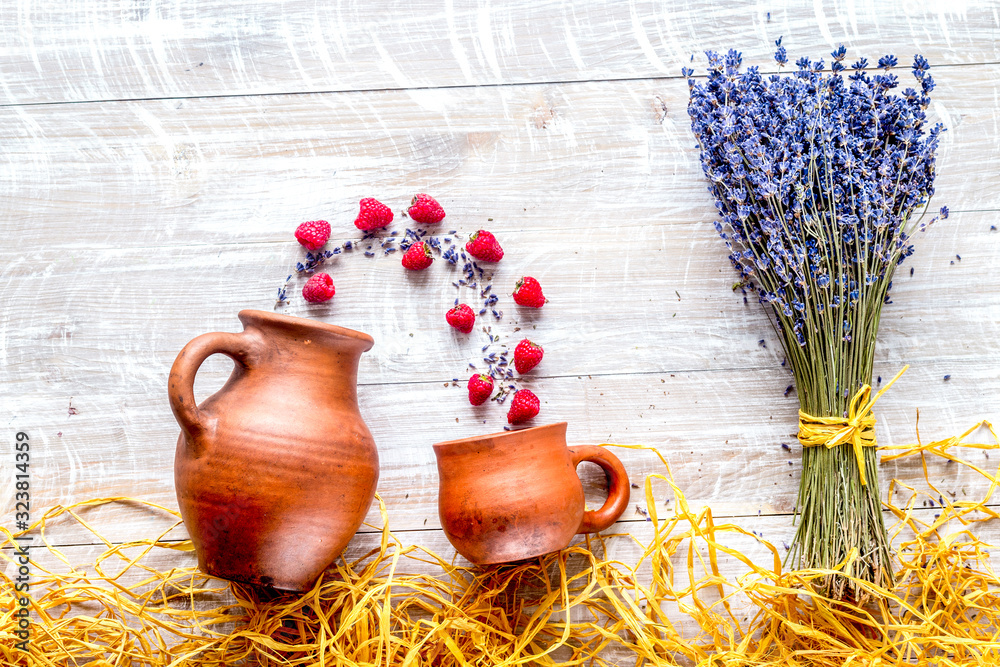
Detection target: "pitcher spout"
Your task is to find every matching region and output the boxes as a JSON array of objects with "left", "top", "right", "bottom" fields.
[{"left": 237, "top": 310, "right": 374, "bottom": 354}]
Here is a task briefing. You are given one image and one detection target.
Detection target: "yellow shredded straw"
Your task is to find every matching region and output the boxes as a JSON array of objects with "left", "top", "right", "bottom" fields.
[{"left": 2, "top": 419, "right": 999, "bottom": 666}]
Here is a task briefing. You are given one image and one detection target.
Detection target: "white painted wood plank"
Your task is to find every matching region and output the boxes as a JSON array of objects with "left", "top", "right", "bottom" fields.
[
  {"left": 0, "top": 214, "right": 995, "bottom": 393},
  {"left": 0, "top": 1, "right": 997, "bottom": 105},
  {"left": 0, "top": 72, "right": 994, "bottom": 257},
  {"left": 3, "top": 361, "right": 996, "bottom": 545}
]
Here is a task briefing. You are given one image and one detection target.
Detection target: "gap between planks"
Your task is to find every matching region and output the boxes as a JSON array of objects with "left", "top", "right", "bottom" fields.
[{"left": 2, "top": 59, "right": 999, "bottom": 111}]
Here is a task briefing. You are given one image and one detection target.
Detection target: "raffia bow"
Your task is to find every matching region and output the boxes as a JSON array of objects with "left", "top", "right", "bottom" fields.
[{"left": 797, "top": 366, "right": 908, "bottom": 486}]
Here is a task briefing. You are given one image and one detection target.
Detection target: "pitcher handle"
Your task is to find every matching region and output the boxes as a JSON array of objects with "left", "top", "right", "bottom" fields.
[
  {"left": 168, "top": 330, "right": 258, "bottom": 450},
  {"left": 568, "top": 445, "right": 630, "bottom": 534}
]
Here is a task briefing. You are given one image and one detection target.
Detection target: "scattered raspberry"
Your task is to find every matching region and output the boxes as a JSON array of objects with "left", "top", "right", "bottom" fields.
[
  {"left": 446, "top": 303, "right": 476, "bottom": 333},
  {"left": 294, "top": 220, "right": 331, "bottom": 251},
  {"left": 467, "top": 374, "right": 494, "bottom": 406},
  {"left": 513, "top": 339, "right": 544, "bottom": 373},
  {"left": 465, "top": 230, "right": 504, "bottom": 262},
  {"left": 407, "top": 193, "right": 446, "bottom": 224},
  {"left": 401, "top": 241, "right": 433, "bottom": 270},
  {"left": 354, "top": 198, "right": 394, "bottom": 231},
  {"left": 302, "top": 273, "right": 335, "bottom": 303},
  {"left": 507, "top": 389, "right": 540, "bottom": 424},
  {"left": 513, "top": 276, "right": 546, "bottom": 307}
]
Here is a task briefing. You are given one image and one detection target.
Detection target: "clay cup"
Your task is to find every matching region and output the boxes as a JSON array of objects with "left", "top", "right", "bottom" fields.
[{"left": 434, "top": 422, "right": 630, "bottom": 564}]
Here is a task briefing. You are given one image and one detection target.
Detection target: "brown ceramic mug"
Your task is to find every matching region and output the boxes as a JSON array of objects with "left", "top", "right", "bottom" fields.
[{"left": 434, "top": 422, "right": 630, "bottom": 565}]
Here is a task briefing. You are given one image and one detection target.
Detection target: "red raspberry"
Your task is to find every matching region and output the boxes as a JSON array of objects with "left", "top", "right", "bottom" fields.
[
  {"left": 294, "top": 220, "right": 331, "bottom": 251},
  {"left": 354, "top": 198, "right": 394, "bottom": 231},
  {"left": 446, "top": 304, "right": 476, "bottom": 333},
  {"left": 465, "top": 230, "right": 504, "bottom": 262},
  {"left": 467, "top": 374, "right": 494, "bottom": 406},
  {"left": 513, "top": 339, "right": 543, "bottom": 374},
  {"left": 401, "top": 241, "right": 433, "bottom": 270},
  {"left": 407, "top": 193, "right": 446, "bottom": 224},
  {"left": 513, "top": 276, "right": 545, "bottom": 308},
  {"left": 302, "top": 273, "right": 335, "bottom": 303},
  {"left": 507, "top": 389, "right": 540, "bottom": 424}
]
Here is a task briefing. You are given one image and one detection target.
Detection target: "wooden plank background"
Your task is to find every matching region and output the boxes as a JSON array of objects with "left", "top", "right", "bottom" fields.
[{"left": 2, "top": 0, "right": 999, "bottom": 659}]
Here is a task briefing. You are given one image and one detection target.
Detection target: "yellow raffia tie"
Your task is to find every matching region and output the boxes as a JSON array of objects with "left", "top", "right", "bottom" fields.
[{"left": 797, "top": 365, "right": 909, "bottom": 486}]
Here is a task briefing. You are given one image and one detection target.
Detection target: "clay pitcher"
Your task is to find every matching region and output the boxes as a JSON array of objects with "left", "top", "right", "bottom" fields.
[
  {"left": 434, "top": 422, "right": 630, "bottom": 564},
  {"left": 169, "top": 310, "right": 378, "bottom": 591}
]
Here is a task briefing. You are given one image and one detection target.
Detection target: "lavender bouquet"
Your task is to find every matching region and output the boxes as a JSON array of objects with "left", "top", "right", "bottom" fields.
[{"left": 685, "top": 45, "right": 945, "bottom": 600}]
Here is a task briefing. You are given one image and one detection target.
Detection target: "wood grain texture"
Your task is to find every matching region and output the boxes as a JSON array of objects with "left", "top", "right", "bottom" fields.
[
  {"left": 3, "top": 361, "right": 997, "bottom": 546},
  {"left": 1, "top": 1, "right": 998, "bottom": 105},
  {"left": 1, "top": 214, "right": 997, "bottom": 388},
  {"left": 1, "top": 3, "right": 999, "bottom": 658},
  {"left": 2, "top": 70, "right": 999, "bottom": 253}
]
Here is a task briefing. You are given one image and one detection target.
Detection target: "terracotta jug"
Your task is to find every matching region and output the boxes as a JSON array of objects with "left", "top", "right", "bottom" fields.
[
  {"left": 434, "top": 422, "right": 630, "bottom": 565},
  {"left": 169, "top": 310, "right": 378, "bottom": 591}
]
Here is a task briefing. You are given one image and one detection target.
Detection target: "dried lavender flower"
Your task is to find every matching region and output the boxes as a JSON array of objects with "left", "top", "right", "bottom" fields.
[{"left": 687, "top": 46, "right": 946, "bottom": 602}]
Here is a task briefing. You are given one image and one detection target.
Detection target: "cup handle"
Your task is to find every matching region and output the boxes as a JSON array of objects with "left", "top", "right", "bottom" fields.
[
  {"left": 568, "top": 445, "right": 630, "bottom": 534},
  {"left": 168, "top": 330, "right": 258, "bottom": 453}
]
